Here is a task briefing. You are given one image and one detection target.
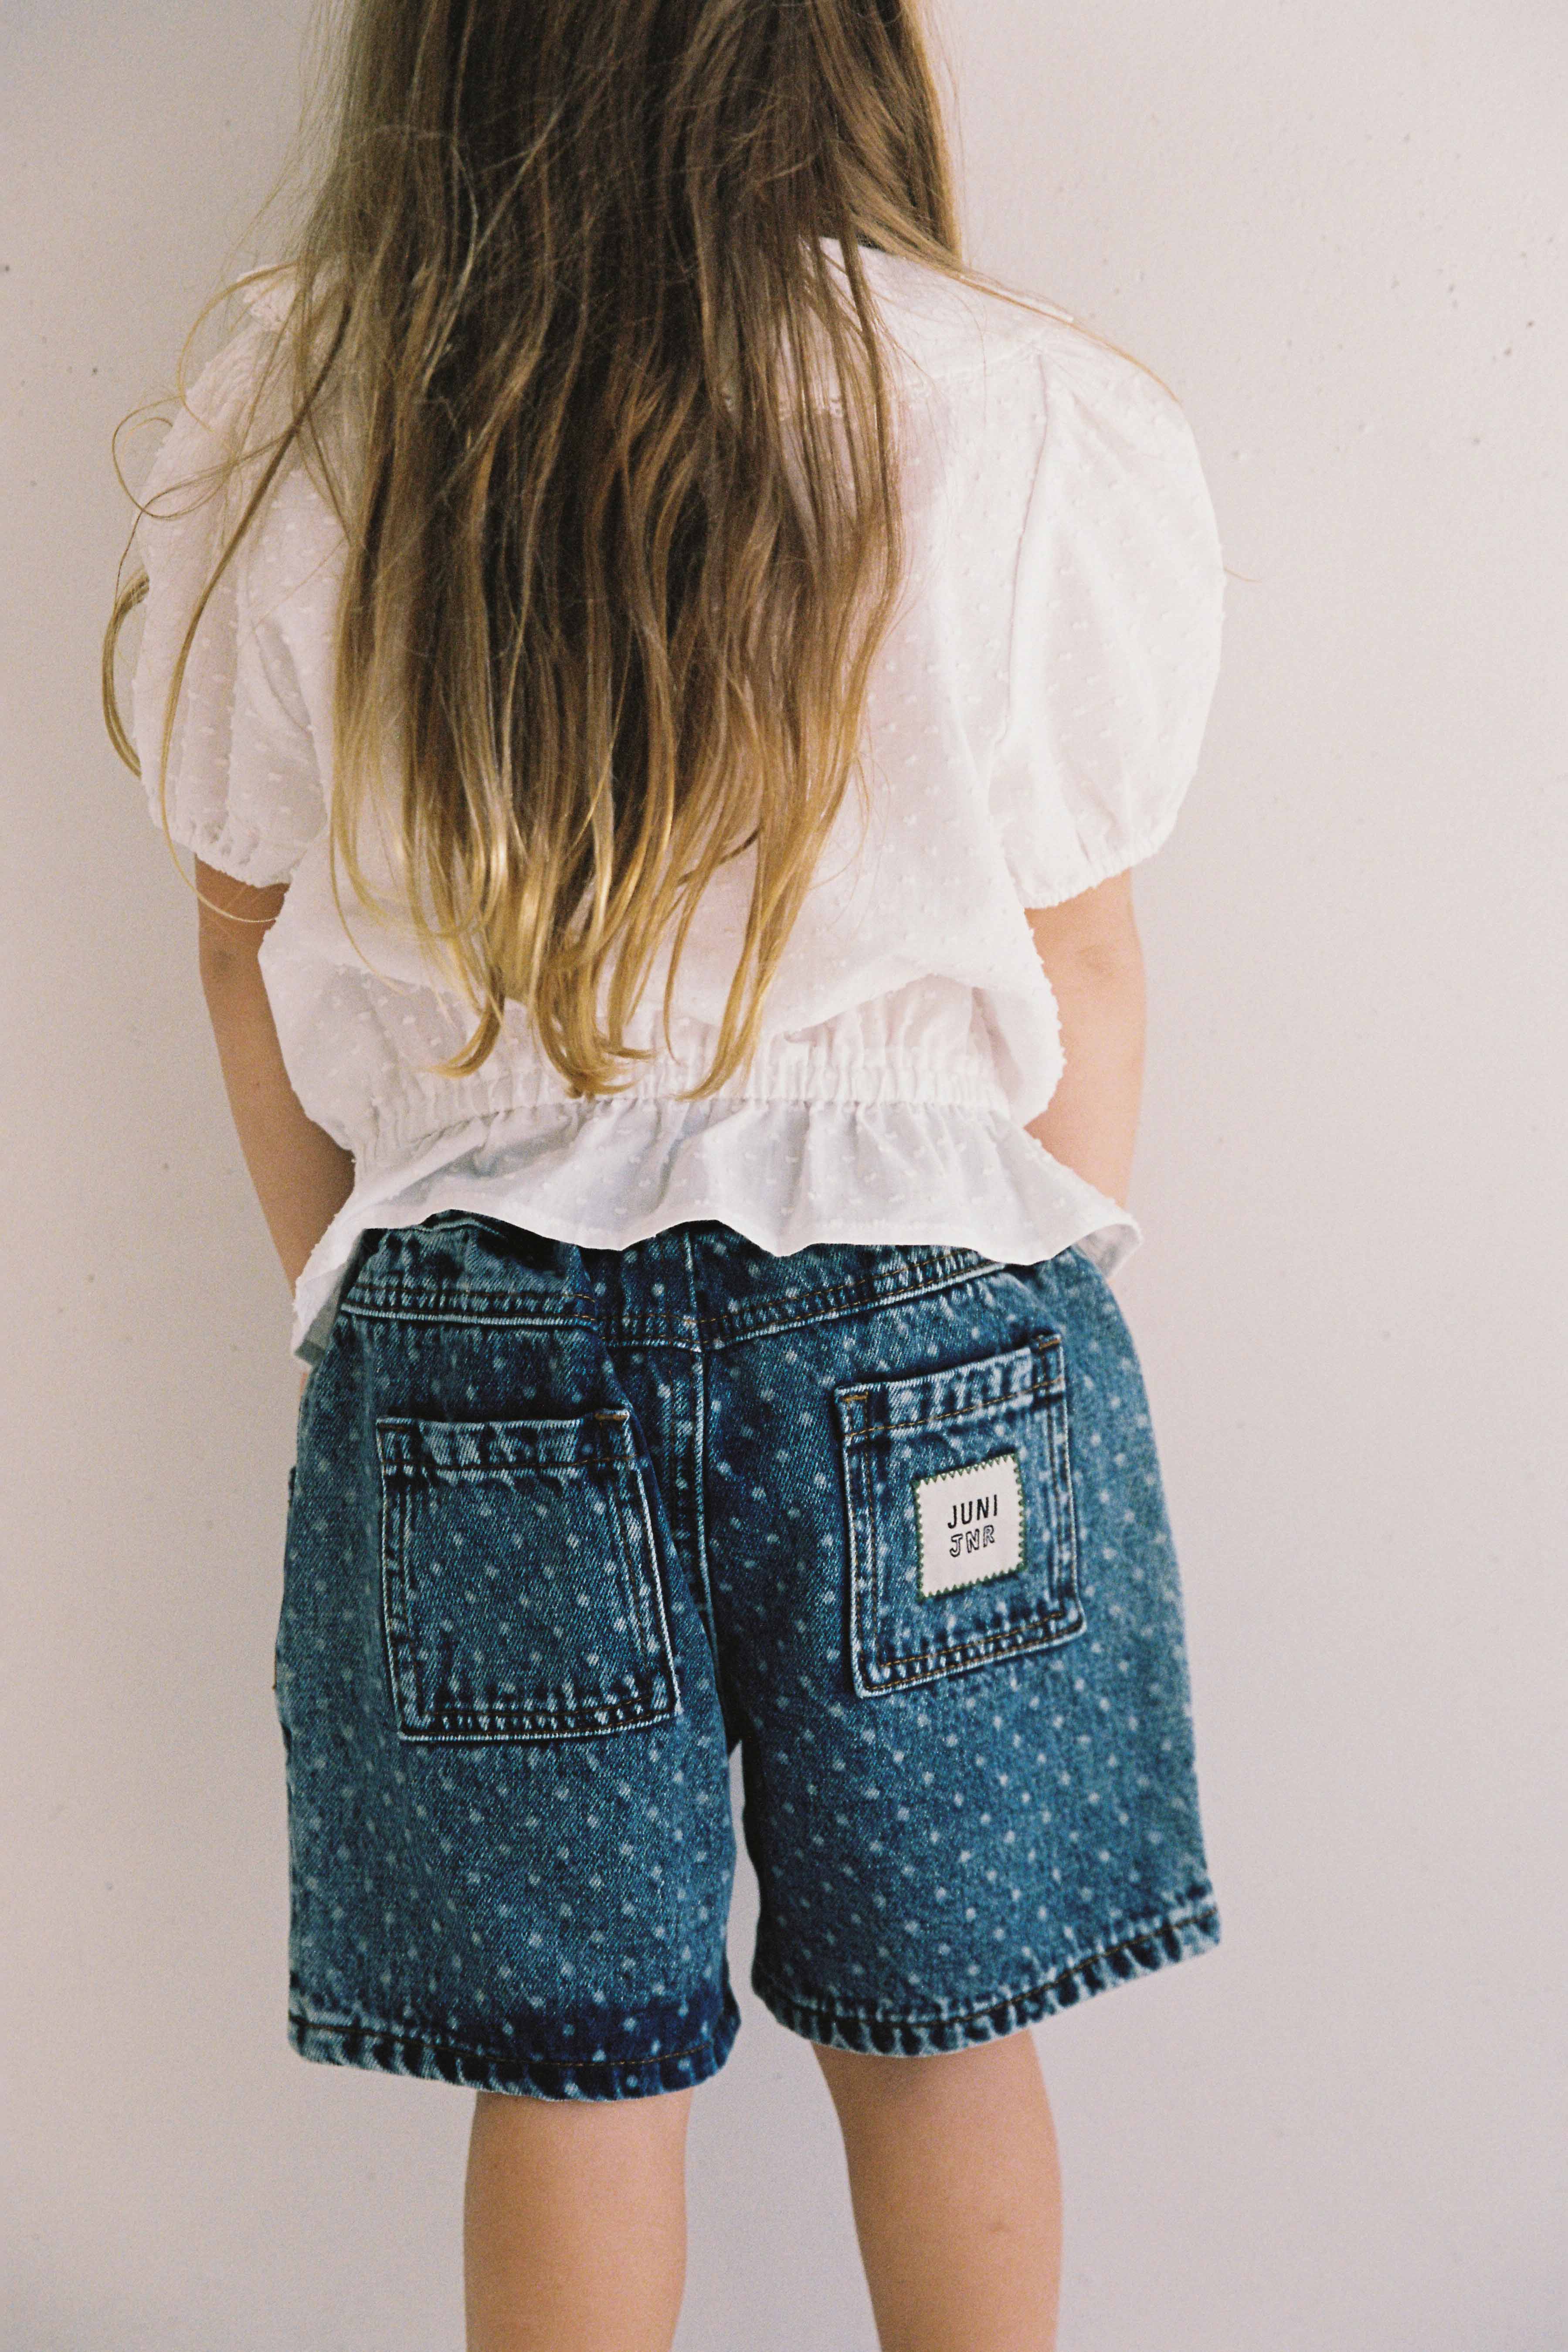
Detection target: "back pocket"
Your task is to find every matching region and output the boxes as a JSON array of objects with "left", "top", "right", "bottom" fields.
[
  {"left": 833, "top": 1334, "right": 1084, "bottom": 1697},
  {"left": 375, "top": 1410, "right": 680, "bottom": 1742}
]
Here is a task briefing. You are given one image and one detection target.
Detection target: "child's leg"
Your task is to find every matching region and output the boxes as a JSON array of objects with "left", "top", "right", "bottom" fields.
[
  {"left": 814, "top": 2031, "right": 1063, "bottom": 2352},
  {"left": 463, "top": 2085, "right": 693, "bottom": 2352}
]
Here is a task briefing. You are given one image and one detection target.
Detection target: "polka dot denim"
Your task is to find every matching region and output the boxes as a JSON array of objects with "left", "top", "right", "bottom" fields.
[{"left": 276, "top": 1212, "right": 1220, "bottom": 2101}]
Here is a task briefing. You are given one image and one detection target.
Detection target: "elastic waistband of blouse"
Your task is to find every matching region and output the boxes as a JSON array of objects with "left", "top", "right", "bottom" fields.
[{"left": 350, "top": 1061, "right": 1016, "bottom": 1176}]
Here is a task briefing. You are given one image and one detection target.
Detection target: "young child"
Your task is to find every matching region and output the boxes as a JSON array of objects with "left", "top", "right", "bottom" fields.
[{"left": 107, "top": 4, "right": 1225, "bottom": 2345}]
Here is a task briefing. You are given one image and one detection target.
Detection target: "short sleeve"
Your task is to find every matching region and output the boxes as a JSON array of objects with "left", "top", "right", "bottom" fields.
[
  {"left": 129, "top": 304, "right": 327, "bottom": 889},
  {"left": 988, "top": 344, "right": 1225, "bottom": 907}
]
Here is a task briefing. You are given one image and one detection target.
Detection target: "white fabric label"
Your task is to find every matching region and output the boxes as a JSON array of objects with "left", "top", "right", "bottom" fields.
[{"left": 914, "top": 1451, "right": 1025, "bottom": 1596}]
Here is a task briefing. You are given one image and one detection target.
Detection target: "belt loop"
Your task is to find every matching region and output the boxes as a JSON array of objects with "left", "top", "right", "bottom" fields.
[{"left": 676, "top": 1223, "right": 703, "bottom": 1341}]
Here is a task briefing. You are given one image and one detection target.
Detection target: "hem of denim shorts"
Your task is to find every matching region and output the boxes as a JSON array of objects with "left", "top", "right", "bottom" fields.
[
  {"left": 750, "top": 1891, "right": 1220, "bottom": 2057},
  {"left": 287, "top": 1989, "right": 741, "bottom": 2101}
]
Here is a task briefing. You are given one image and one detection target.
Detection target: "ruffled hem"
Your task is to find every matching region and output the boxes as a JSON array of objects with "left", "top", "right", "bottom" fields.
[{"left": 290, "top": 1098, "right": 1140, "bottom": 1364}]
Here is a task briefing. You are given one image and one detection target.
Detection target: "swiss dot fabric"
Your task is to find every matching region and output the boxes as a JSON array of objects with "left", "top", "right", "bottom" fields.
[{"left": 128, "top": 248, "right": 1225, "bottom": 1363}]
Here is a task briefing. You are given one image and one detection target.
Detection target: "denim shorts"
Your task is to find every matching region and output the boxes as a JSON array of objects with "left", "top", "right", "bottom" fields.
[{"left": 276, "top": 1212, "right": 1220, "bottom": 2100}]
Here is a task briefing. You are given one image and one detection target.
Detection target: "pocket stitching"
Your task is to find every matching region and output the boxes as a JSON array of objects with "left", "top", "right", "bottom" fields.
[
  {"left": 835, "top": 1332, "right": 1064, "bottom": 1440},
  {"left": 838, "top": 1337, "right": 1085, "bottom": 1698},
  {"left": 375, "top": 1415, "right": 682, "bottom": 1743}
]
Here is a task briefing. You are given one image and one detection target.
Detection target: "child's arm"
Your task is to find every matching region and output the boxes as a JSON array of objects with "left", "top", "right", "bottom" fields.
[
  {"left": 1023, "top": 870, "right": 1147, "bottom": 1207},
  {"left": 194, "top": 858, "right": 356, "bottom": 1296}
]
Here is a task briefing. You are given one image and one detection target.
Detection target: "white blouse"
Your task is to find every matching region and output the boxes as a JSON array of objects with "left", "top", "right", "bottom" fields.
[{"left": 130, "top": 249, "right": 1225, "bottom": 1364}]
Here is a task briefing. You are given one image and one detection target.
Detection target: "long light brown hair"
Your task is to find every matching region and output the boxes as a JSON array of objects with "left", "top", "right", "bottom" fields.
[{"left": 104, "top": 0, "right": 1142, "bottom": 1098}]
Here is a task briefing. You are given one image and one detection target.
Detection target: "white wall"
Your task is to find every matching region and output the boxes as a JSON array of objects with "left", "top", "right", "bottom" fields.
[{"left": 5, "top": 3, "right": 1564, "bottom": 2345}]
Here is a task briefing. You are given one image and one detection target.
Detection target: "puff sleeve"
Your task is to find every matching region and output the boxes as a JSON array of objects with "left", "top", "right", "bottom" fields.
[
  {"left": 988, "top": 345, "right": 1225, "bottom": 907},
  {"left": 129, "top": 308, "right": 327, "bottom": 889}
]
